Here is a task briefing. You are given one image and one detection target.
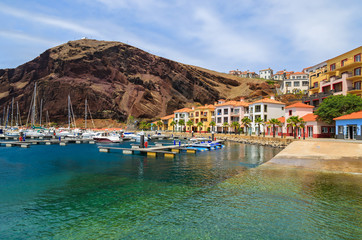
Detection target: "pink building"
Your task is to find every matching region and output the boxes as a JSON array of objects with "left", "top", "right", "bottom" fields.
[{"left": 266, "top": 102, "right": 334, "bottom": 138}]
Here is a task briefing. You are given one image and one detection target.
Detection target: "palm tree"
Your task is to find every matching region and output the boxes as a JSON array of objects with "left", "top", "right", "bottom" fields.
[
  {"left": 179, "top": 119, "right": 185, "bottom": 132},
  {"left": 269, "top": 118, "right": 281, "bottom": 138},
  {"left": 186, "top": 120, "right": 193, "bottom": 133},
  {"left": 277, "top": 121, "right": 284, "bottom": 138},
  {"left": 299, "top": 119, "right": 306, "bottom": 140},
  {"left": 197, "top": 121, "right": 203, "bottom": 133},
  {"left": 170, "top": 120, "right": 176, "bottom": 133},
  {"left": 230, "top": 121, "right": 240, "bottom": 135},
  {"left": 287, "top": 116, "right": 302, "bottom": 139},
  {"left": 209, "top": 121, "right": 216, "bottom": 132},
  {"left": 241, "top": 117, "right": 251, "bottom": 136},
  {"left": 255, "top": 117, "right": 263, "bottom": 136},
  {"left": 223, "top": 122, "right": 229, "bottom": 133},
  {"left": 156, "top": 120, "right": 163, "bottom": 131}
]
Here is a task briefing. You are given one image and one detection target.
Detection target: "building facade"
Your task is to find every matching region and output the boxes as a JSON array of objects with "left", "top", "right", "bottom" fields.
[
  {"left": 214, "top": 99, "right": 248, "bottom": 133},
  {"left": 173, "top": 108, "right": 192, "bottom": 132},
  {"left": 281, "top": 72, "right": 309, "bottom": 94},
  {"left": 334, "top": 110, "right": 362, "bottom": 140},
  {"left": 259, "top": 68, "right": 273, "bottom": 79}
]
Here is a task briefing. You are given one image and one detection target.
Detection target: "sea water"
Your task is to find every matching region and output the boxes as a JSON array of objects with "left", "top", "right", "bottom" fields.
[{"left": 0, "top": 141, "right": 360, "bottom": 239}]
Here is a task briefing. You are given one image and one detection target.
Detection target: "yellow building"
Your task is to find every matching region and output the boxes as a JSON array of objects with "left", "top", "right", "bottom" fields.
[
  {"left": 325, "top": 46, "right": 362, "bottom": 96},
  {"left": 189, "top": 105, "right": 215, "bottom": 133},
  {"left": 160, "top": 114, "right": 175, "bottom": 131},
  {"left": 306, "top": 62, "right": 328, "bottom": 95}
]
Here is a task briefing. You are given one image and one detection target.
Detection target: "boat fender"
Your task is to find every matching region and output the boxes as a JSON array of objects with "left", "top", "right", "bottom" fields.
[{"left": 145, "top": 141, "right": 148, "bottom": 148}]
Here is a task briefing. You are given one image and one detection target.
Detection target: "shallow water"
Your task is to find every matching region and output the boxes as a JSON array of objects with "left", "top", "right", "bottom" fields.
[{"left": 0, "top": 141, "right": 360, "bottom": 239}]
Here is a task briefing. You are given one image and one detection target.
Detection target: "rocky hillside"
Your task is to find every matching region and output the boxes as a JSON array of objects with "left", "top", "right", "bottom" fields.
[{"left": 0, "top": 39, "right": 265, "bottom": 122}]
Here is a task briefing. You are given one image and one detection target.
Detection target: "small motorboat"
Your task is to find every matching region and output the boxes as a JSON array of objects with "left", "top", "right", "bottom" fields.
[{"left": 93, "top": 132, "right": 121, "bottom": 143}]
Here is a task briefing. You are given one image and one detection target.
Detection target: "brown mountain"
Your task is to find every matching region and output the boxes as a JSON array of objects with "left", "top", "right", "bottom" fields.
[{"left": 0, "top": 39, "right": 264, "bottom": 123}]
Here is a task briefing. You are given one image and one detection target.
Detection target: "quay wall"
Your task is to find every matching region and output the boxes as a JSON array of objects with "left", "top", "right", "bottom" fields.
[{"left": 167, "top": 132, "right": 294, "bottom": 148}]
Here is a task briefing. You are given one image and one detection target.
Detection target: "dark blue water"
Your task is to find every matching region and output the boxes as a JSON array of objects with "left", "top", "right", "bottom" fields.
[{"left": 0, "top": 141, "right": 361, "bottom": 239}]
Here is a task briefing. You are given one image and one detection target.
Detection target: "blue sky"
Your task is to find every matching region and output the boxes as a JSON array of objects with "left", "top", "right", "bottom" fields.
[{"left": 1, "top": 0, "right": 362, "bottom": 73}]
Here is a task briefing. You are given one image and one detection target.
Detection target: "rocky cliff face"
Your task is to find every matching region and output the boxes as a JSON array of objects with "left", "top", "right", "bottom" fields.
[{"left": 0, "top": 39, "right": 263, "bottom": 122}]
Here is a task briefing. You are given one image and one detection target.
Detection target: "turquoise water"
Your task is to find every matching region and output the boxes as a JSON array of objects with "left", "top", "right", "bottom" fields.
[{"left": 0, "top": 141, "right": 361, "bottom": 239}]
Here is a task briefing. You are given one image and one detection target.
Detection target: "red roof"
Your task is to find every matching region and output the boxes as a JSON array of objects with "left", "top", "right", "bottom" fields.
[
  {"left": 161, "top": 114, "right": 174, "bottom": 120},
  {"left": 252, "top": 98, "right": 285, "bottom": 105},
  {"left": 285, "top": 102, "right": 314, "bottom": 109},
  {"left": 301, "top": 113, "right": 317, "bottom": 122},
  {"left": 333, "top": 110, "right": 362, "bottom": 120},
  {"left": 174, "top": 108, "right": 193, "bottom": 113},
  {"left": 278, "top": 116, "right": 285, "bottom": 123}
]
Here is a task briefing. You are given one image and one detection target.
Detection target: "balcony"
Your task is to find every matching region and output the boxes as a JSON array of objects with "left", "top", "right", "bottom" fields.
[
  {"left": 347, "top": 74, "right": 362, "bottom": 81},
  {"left": 302, "top": 90, "right": 335, "bottom": 107},
  {"left": 348, "top": 86, "right": 362, "bottom": 94}
]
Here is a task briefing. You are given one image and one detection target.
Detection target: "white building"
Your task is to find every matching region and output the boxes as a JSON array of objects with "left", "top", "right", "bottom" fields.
[
  {"left": 245, "top": 98, "right": 285, "bottom": 133},
  {"left": 214, "top": 99, "right": 248, "bottom": 133},
  {"left": 259, "top": 68, "right": 273, "bottom": 79},
  {"left": 281, "top": 72, "right": 309, "bottom": 94},
  {"left": 173, "top": 108, "right": 193, "bottom": 132}
]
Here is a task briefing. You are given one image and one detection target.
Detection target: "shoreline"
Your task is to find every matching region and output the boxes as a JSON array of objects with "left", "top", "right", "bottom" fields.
[{"left": 166, "top": 132, "right": 362, "bottom": 174}]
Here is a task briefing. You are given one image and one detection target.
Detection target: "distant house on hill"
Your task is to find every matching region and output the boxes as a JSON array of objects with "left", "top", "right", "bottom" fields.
[
  {"left": 259, "top": 68, "right": 273, "bottom": 79},
  {"left": 228, "top": 70, "right": 258, "bottom": 78}
]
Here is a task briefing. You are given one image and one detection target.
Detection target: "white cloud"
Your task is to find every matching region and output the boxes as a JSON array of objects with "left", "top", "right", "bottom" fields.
[
  {"left": 0, "top": 3, "right": 102, "bottom": 37},
  {"left": 0, "top": 31, "right": 59, "bottom": 46}
]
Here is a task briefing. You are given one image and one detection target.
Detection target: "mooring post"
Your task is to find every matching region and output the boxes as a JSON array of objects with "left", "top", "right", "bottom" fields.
[
  {"left": 140, "top": 134, "right": 145, "bottom": 148},
  {"left": 212, "top": 132, "right": 215, "bottom": 141}
]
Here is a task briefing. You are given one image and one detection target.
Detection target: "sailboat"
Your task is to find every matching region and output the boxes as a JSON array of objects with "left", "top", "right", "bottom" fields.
[{"left": 82, "top": 98, "right": 97, "bottom": 139}]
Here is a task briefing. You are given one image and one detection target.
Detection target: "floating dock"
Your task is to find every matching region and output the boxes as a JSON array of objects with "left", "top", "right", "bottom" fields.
[{"left": 0, "top": 138, "right": 95, "bottom": 148}]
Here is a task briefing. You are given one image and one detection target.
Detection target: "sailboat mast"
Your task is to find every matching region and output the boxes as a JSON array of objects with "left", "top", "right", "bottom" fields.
[
  {"left": 39, "top": 99, "right": 43, "bottom": 126},
  {"left": 11, "top": 97, "right": 14, "bottom": 127},
  {"left": 16, "top": 101, "right": 19, "bottom": 127},
  {"left": 31, "top": 83, "right": 37, "bottom": 127},
  {"left": 68, "top": 95, "right": 71, "bottom": 129},
  {"left": 46, "top": 110, "right": 50, "bottom": 127},
  {"left": 85, "top": 99, "right": 88, "bottom": 129},
  {"left": 5, "top": 104, "right": 9, "bottom": 128}
]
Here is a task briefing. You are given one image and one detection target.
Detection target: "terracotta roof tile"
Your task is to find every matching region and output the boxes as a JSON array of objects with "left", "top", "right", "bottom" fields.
[
  {"left": 277, "top": 116, "right": 285, "bottom": 123},
  {"left": 161, "top": 114, "right": 174, "bottom": 120},
  {"left": 252, "top": 98, "right": 285, "bottom": 105},
  {"left": 301, "top": 113, "right": 317, "bottom": 122},
  {"left": 174, "top": 108, "right": 193, "bottom": 113},
  {"left": 333, "top": 110, "right": 362, "bottom": 120},
  {"left": 285, "top": 102, "right": 314, "bottom": 109}
]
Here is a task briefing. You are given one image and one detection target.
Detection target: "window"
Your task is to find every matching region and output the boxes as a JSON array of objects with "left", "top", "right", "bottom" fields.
[
  {"left": 217, "top": 117, "right": 222, "bottom": 123},
  {"left": 333, "top": 82, "right": 343, "bottom": 92},
  {"left": 355, "top": 81, "right": 361, "bottom": 90},
  {"left": 264, "top": 105, "right": 267, "bottom": 112},
  {"left": 223, "top": 109, "right": 228, "bottom": 115},
  {"left": 354, "top": 67, "right": 361, "bottom": 76},
  {"left": 338, "top": 126, "right": 343, "bottom": 134},
  {"left": 285, "top": 82, "right": 291, "bottom": 87},
  {"left": 330, "top": 63, "right": 336, "bottom": 71},
  {"left": 255, "top": 105, "right": 261, "bottom": 112},
  {"left": 313, "top": 82, "right": 318, "bottom": 88},
  {"left": 282, "top": 107, "right": 284, "bottom": 110},
  {"left": 234, "top": 109, "right": 239, "bottom": 114},
  {"left": 264, "top": 115, "right": 267, "bottom": 122},
  {"left": 302, "top": 81, "right": 309, "bottom": 86},
  {"left": 354, "top": 54, "right": 361, "bottom": 62},
  {"left": 330, "top": 127, "right": 335, "bottom": 133},
  {"left": 322, "top": 127, "right": 329, "bottom": 133},
  {"left": 289, "top": 110, "right": 292, "bottom": 116},
  {"left": 195, "top": 112, "right": 199, "bottom": 117},
  {"left": 294, "top": 81, "right": 300, "bottom": 87},
  {"left": 341, "top": 59, "right": 347, "bottom": 67},
  {"left": 297, "top": 76, "right": 301, "bottom": 79},
  {"left": 217, "top": 109, "right": 222, "bottom": 115},
  {"left": 223, "top": 117, "right": 228, "bottom": 123}
]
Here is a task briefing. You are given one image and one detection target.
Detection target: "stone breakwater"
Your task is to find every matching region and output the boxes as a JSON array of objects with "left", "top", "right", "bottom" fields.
[{"left": 168, "top": 132, "right": 294, "bottom": 148}]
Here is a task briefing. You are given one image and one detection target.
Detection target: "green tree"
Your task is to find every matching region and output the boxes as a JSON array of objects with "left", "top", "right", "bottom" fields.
[
  {"left": 139, "top": 121, "right": 148, "bottom": 130},
  {"left": 186, "top": 120, "right": 194, "bottom": 133},
  {"left": 230, "top": 121, "right": 240, "bottom": 135},
  {"left": 170, "top": 120, "right": 176, "bottom": 133},
  {"left": 209, "top": 121, "right": 216, "bottom": 132},
  {"left": 315, "top": 94, "right": 362, "bottom": 124},
  {"left": 241, "top": 117, "right": 251, "bottom": 136},
  {"left": 156, "top": 120, "right": 163, "bottom": 131},
  {"left": 223, "top": 122, "right": 229, "bottom": 133},
  {"left": 299, "top": 119, "right": 306, "bottom": 140},
  {"left": 255, "top": 117, "right": 263, "bottom": 136},
  {"left": 197, "top": 121, "right": 203, "bottom": 132},
  {"left": 269, "top": 118, "right": 281, "bottom": 138},
  {"left": 287, "top": 116, "right": 302, "bottom": 139},
  {"left": 179, "top": 119, "right": 185, "bottom": 132}
]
